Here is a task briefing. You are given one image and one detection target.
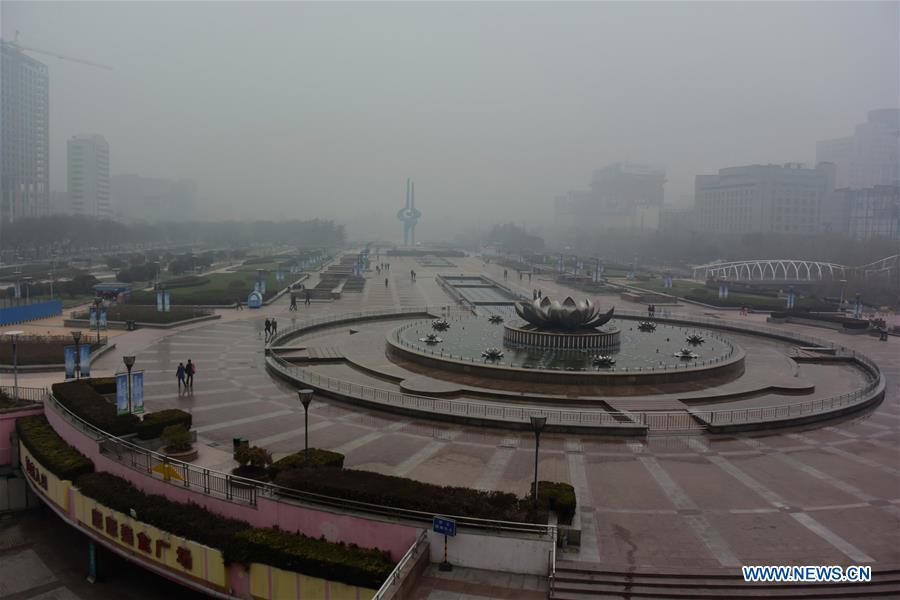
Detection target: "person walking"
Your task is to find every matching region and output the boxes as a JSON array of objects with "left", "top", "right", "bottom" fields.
[
  {"left": 185, "top": 359, "right": 195, "bottom": 389},
  {"left": 176, "top": 362, "right": 186, "bottom": 393},
  {"left": 264, "top": 318, "right": 271, "bottom": 341},
  {"left": 289, "top": 294, "right": 297, "bottom": 311},
  {"left": 385, "top": 278, "right": 389, "bottom": 288},
  {"left": 271, "top": 317, "right": 278, "bottom": 337},
  {"left": 305, "top": 290, "right": 311, "bottom": 306}
]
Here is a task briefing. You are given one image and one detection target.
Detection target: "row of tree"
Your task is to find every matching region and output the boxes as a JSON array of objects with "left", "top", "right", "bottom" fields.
[{"left": 2, "top": 216, "right": 346, "bottom": 254}]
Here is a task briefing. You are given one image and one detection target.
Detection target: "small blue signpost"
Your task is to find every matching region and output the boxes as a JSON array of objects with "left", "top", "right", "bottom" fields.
[
  {"left": 87, "top": 540, "right": 97, "bottom": 583},
  {"left": 433, "top": 516, "right": 456, "bottom": 571}
]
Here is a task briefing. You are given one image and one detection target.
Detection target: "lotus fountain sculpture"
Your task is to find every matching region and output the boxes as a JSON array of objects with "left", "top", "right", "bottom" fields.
[
  {"left": 488, "top": 314, "right": 504, "bottom": 324},
  {"left": 592, "top": 354, "right": 617, "bottom": 368},
  {"left": 675, "top": 347, "right": 698, "bottom": 360},
  {"left": 431, "top": 319, "right": 450, "bottom": 331},
  {"left": 514, "top": 296, "right": 614, "bottom": 330},
  {"left": 686, "top": 334, "right": 705, "bottom": 346},
  {"left": 420, "top": 333, "right": 443, "bottom": 345},
  {"left": 638, "top": 321, "right": 657, "bottom": 332},
  {"left": 481, "top": 347, "right": 504, "bottom": 361}
]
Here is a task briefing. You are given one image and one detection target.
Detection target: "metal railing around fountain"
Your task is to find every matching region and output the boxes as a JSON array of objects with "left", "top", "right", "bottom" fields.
[{"left": 264, "top": 306, "right": 883, "bottom": 432}]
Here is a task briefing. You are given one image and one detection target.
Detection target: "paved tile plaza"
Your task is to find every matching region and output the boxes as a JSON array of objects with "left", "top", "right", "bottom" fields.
[{"left": 12, "top": 255, "right": 900, "bottom": 576}]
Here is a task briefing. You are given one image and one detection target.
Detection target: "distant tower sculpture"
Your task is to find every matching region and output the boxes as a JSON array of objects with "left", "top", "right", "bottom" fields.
[{"left": 397, "top": 178, "right": 422, "bottom": 246}]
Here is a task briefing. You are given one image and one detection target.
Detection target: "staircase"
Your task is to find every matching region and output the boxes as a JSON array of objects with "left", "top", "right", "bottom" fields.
[{"left": 550, "top": 561, "right": 900, "bottom": 599}]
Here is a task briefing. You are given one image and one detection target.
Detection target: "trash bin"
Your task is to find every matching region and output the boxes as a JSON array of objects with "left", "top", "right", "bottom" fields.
[
  {"left": 126, "top": 320, "right": 136, "bottom": 331},
  {"left": 232, "top": 438, "right": 248, "bottom": 453}
]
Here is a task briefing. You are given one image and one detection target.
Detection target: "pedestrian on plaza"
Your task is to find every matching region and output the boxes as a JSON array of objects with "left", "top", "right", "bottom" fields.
[
  {"left": 533, "top": 289, "right": 538, "bottom": 300},
  {"left": 176, "top": 362, "right": 186, "bottom": 392},
  {"left": 538, "top": 289, "right": 542, "bottom": 298},
  {"left": 185, "top": 359, "right": 195, "bottom": 388},
  {"left": 647, "top": 304, "right": 653, "bottom": 317},
  {"left": 264, "top": 318, "right": 271, "bottom": 341},
  {"left": 272, "top": 317, "right": 278, "bottom": 336},
  {"left": 503, "top": 269, "right": 508, "bottom": 280},
  {"left": 305, "top": 290, "right": 311, "bottom": 305},
  {"left": 385, "top": 278, "right": 389, "bottom": 287},
  {"left": 528, "top": 272, "right": 532, "bottom": 282}
]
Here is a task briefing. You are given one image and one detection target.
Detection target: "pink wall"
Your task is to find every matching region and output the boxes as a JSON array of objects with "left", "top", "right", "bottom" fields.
[
  {"left": 45, "top": 405, "right": 419, "bottom": 561},
  {"left": 0, "top": 406, "right": 44, "bottom": 465}
]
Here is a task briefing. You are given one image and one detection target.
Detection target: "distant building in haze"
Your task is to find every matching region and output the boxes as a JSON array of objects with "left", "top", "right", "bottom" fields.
[
  {"left": 555, "top": 162, "right": 666, "bottom": 231},
  {"left": 816, "top": 109, "right": 900, "bottom": 190},
  {"left": 1, "top": 41, "right": 50, "bottom": 224},
  {"left": 842, "top": 185, "right": 899, "bottom": 241},
  {"left": 68, "top": 134, "right": 111, "bottom": 218},
  {"left": 694, "top": 163, "right": 837, "bottom": 235},
  {"left": 112, "top": 174, "right": 196, "bottom": 222}
]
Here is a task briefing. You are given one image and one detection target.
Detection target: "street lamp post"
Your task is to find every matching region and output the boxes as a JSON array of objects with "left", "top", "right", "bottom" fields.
[
  {"left": 298, "top": 389, "right": 313, "bottom": 452},
  {"left": 123, "top": 355, "right": 136, "bottom": 413},
  {"left": 94, "top": 298, "right": 103, "bottom": 346},
  {"left": 530, "top": 414, "right": 547, "bottom": 508},
  {"left": 4, "top": 331, "right": 24, "bottom": 402},
  {"left": 72, "top": 330, "right": 82, "bottom": 379}
]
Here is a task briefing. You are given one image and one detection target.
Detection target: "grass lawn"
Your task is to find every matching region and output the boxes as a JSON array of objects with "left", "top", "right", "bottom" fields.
[
  {"left": 621, "top": 277, "right": 831, "bottom": 311},
  {"left": 0, "top": 335, "right": 105, "bottom": 365},
  {"left": 130, "top": 271, "right": 290, "bottom": 305}
]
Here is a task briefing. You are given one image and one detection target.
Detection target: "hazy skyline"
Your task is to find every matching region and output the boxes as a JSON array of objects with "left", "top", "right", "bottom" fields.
[{"left": 2, "top": 1, "right": 898, "bottom": 238}]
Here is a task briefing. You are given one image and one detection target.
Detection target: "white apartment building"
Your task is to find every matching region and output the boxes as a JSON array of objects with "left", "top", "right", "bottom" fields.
[{"left": 68, "top": 134, "right": 111, "bottom": 217}]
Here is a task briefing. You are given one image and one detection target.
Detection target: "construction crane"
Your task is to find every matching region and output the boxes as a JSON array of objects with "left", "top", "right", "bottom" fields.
[{"left": 2, "top": 30, "right": 113, "bottom": 71}]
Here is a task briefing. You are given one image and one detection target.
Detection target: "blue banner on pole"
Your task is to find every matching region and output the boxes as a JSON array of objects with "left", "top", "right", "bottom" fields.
[
  {"left": 89, "top": 307, "right": 97, "bottom": 329},
  {"left": 99, "top": 308, "right": 108, "bottom": 329},
  {"left": 132, "top": 371, "right": 144, "bottom": 414},
  {"left": 157, "top": 291, "right": 164, "bottom": 312},
  {"left": 79, "top": 344, "right": 92, "bottom": 377},
  {"left": 65, "top": 345, "right": 76, "bottom": 379},
  {"left": 163, "top": 292, "right": 171, "bottom": 312},
  {"left": 116, "top": 372, "right": 129, "bottom": 415}
]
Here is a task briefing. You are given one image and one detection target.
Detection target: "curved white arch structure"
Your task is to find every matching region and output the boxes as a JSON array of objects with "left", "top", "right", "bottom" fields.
[{"left": 691, "top": 255, "right": 899, "bottom": 282}]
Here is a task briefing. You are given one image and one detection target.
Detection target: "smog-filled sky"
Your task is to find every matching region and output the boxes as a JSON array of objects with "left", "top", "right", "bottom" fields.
[{"left": 3, "top": 1, "right": 898, "bottom": 238}]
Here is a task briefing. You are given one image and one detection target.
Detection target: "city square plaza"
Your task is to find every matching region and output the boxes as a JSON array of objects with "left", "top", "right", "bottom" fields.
[{"left": 6, "top": 253, "right": 899, "bottom": 599}]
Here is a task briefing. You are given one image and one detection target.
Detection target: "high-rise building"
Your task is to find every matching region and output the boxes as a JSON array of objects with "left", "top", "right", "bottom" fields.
[
  {"left": 111, "top": 174, "right": 196, "bottom": 222},
  {"left": 694, "top": 163, "right": 836, "bottom": 235},
  {"left": 68, "top": 134, "right": 111, "bottom": 218},
  {"left": 844, "top": 185, "right": 899, "bottom": 241},
  {"left": 554, "top": 163, "right": 665, "bottom": 230},
  {"left": 1, "top": 42, "right": 50, "bottom": 224},
  {"left": 816, "top": 109, "right": 900, "bottom": 190}
]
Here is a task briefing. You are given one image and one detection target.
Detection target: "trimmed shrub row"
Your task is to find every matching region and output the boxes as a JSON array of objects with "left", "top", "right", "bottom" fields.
[
  {"left": 228, "top": 528, "right": 393, "bottom": 590},
  {"left": 770, "top": 311, "right": 871, "bottom": 329},
  {"left": 136, "top": 409, "right": 192, "bottom": 440},
  {"left": 274, "top": 467, "right": 538, "bottom": 523},
  {"left": 16, "top": 415, "right": 94, "bottom": 481},
  {"left": 75, "top": 472, "right": 393, "bottom": 589},
  {"left": 52, "top": 380, "right": 139, "bottom": 437},
  {"left": 269, "top": 449, "right": 344, "bottom": 478},
  {"left": 537, "top": 481, "right": 576, "bottom": 525},
  {"left": 162, "top": 275, "right": 210, "bottom": 289}
]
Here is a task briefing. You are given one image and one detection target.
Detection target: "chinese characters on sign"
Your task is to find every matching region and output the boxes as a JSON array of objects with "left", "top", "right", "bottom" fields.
[
  {"left": 24, "top": 457, "right": 49, "bottom": 491},
  {"left": 89, "top": 507, "right": 193, "bottom": 571}
]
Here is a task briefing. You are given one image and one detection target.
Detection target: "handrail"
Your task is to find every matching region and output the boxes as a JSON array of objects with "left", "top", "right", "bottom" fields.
[
  {"left": 264, "top": 306, "right": 883, "bottom": 431},
  {"left": 0, "top": 385, "right": 48, "bottom": 405},
  {"left": 45, "top": 391, "right": 554, "bottom": 535},
  {"left": 372, "top": 529, "right": 428, "bottom": 600}
]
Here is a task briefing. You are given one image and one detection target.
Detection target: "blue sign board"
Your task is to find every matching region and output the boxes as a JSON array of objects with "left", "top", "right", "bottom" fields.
[
  {"left": 116, "top": 372, "right": 129, "bottom": 415},
  {"left": 89, "top": 307, "right": 97, "bottom": 329},
  {"left": 99, "top": 308, "right": 108, "bottom": 329},
  {"left": 163, "top": 291, "right": 171, "bottom": 312},
  {"left": 65, "top": 345, "right": 76, "bottom": 379},
  {"left": 132, "top": 371, "right": 144, "bottom": 414},
  {"left": 79, "top": 344, "right": 92, "bottom": 377},
  {"left": 157, "top": 291, "right": 164, "bottom": 312},
  {"left": 432, "top": 516, "right": 457, "bottom": 537}
]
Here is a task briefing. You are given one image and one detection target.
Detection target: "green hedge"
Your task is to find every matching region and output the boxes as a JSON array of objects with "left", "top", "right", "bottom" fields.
[
  {"left": 136, "top": 409, "right": 192, "bottom": 440},
  {"left": 75, "top": 472, "right": 393, "bottom": 589},
  {"left": 228, "top": 528, "right": 393, "bottom": 590},
  {"left": 16, "top": 415, "right": 94, "bottom": 481},
  {"left": 269, "top": 449, "right": 344, "bottom": 478},
  {"left": 537, "top": 481, "right": 576, "bottom": 525},
  {"left": 52, "top": 381, "right": 139, "bottom": 437},
  {"left": 88, "top": 377, "right": 118, "bottom": 395},
  {"left": 163, "top": 275, "right": 210, "bottom": 289},
  {"left": 274, "top": 467, "right": 536, "bottom": 523}
]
